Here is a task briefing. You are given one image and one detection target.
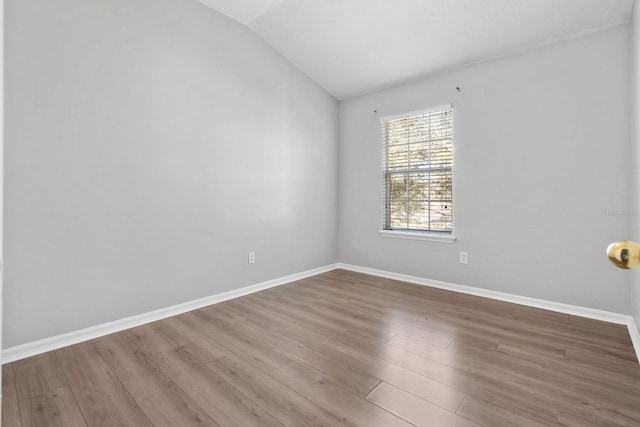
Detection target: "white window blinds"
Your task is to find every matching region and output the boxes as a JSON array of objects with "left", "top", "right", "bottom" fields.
[{"left": 382, "top": 107, "right": 453, "bottom": 232}]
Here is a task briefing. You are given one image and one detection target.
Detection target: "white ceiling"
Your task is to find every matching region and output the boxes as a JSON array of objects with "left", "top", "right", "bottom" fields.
[{"left": 197, "top": 0, "right": 634, "bottom": 100}]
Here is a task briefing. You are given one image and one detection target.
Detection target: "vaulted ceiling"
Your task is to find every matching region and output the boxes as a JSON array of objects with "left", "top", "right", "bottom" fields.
[{"left": 197, "top": 0, "right": 634, "bottom": 100}]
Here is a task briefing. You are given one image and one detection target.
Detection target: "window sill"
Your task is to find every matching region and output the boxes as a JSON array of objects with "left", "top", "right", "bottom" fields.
[{"left": 378, "top": 230, "right": 456, "bottom": 243}]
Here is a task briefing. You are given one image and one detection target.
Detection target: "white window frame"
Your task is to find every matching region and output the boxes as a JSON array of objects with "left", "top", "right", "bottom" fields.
[{"left": 379, "top": 105, "right": 456, "bottom": 243}]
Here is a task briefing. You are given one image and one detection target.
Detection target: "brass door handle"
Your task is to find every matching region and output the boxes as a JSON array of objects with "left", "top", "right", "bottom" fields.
[{"left": 607, "top": 241, "right": 640, "bottom": 269}]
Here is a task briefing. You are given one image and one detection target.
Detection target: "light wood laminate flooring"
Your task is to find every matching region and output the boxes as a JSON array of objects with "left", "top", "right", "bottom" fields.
[{"left": 3, "top": 269, "right": 640, "bottom": 426}]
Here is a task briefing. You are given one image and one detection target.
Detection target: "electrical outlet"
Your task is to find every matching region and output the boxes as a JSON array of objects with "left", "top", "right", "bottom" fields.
[
  {"left": 459, "top": 251, "right": 468, "bottom": 264},
  {"left": 248, "top": 252, "right": 255, "bottom": 264}
]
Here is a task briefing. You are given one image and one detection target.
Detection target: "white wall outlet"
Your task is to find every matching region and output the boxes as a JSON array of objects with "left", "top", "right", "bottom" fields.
[
  {"left": 459, "top": 251, "right": 468, "bottom": 264},
  {"left": 248, "top": 252, "right": 255, "bottom": 264}
]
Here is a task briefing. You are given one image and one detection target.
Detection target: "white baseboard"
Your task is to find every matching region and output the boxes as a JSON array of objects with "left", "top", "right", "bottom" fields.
[
  {"left": 628, "top": 320, "right": 640, "bottom": 363},
  {"left": 4, "top": 261, "right": 640, "bottom": 365},
  {"left": 337, "top": 263, "right": 640, "bottom": 363},
  {"left": 2, "top": 263, "right": 339, "bottom": 364}
]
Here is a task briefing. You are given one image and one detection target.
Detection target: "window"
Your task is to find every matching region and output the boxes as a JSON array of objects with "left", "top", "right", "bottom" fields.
[{"left": 381, "top": 106, "right": 453, "bottom": 235}]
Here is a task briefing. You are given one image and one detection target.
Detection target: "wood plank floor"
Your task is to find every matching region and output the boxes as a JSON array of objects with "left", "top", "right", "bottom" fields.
[{"left": 3, "top": 269, "right": 640, "bottom": 426}]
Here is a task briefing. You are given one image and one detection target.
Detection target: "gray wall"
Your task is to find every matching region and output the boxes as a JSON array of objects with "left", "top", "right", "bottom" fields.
[
  {"left": 5, "top": 0, "right": 338, "bottom": 348},
  {"left": 339, "top": 25, "right": 632, "bottom": 313},
  {"left": 632, "top": 3, "right": 640, "bottom": 329},
  {"left": 4, "top": 0, "right": 635, "bottom": 350}
]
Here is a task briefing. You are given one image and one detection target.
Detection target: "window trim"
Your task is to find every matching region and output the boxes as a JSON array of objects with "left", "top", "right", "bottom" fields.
[
  {"left": 380, "top": 104, "right": 454, "bottom": 236},
  {"left": 378, "top": 229, "right": 456, "bottom": 243}
]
